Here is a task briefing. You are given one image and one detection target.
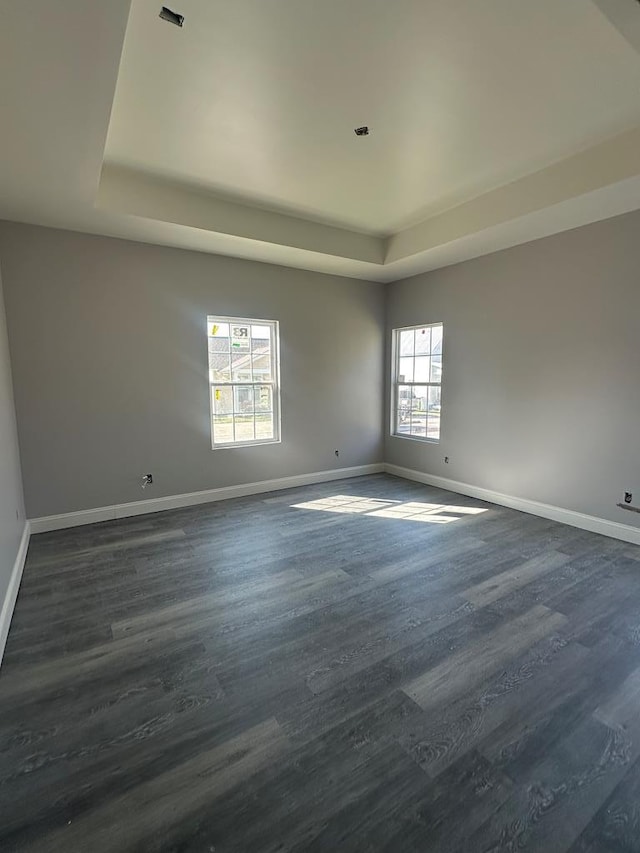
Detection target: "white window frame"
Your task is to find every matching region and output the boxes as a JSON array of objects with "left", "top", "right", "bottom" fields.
[
  {"left": 207, "top": 315, "right": 281, "bottom": 449},
  {"left": 391, "top": 321, "right": 443, "bottom": 443}
]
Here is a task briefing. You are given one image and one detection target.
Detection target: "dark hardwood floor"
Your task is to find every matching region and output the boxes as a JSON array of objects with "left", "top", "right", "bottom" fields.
[{"left": 2, "top": 473, "right": 640, "bottom": 852}]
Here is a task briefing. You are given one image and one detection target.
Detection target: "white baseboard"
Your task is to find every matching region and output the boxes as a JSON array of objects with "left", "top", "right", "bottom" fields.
[
  {"left": 27, "top": 461, "right": 640, "bottom": 545},
  {"left": 0, "top": 521, "right": 31, "bottom": 665},
  {"left": 29, "top": 464, "right": 385, "bottom": 534},
  {"left": 384, "top": 463, "right": 640, "bottom": 547}
]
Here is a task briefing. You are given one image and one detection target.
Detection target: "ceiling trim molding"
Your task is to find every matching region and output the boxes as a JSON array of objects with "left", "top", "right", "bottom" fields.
[
  {"left": 2, "top": 0, "right": 640, "bottom": 283},
  {"left": 97, "top": 164, "right": 385, "bottom": 265},
  {"left": 593, "top": 0, "right": 640, "bottom": 54},
  {"left": 386, "top": 125, "right": 640, "bottom": 263},
  {"left": 98, "top": 125, "right": 640, "bottom": 281}
]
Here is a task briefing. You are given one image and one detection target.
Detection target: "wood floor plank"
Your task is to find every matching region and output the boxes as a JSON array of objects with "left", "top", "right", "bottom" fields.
[
  {"left": 304, "top": 594, "right": 473, "bottom": 695},
  {"left": 595, "top": 663, "right": 640, "bottom": 730},
  {"left": 398, "top": 635, "right": 588, "bottom": 780},
  {"left": 461, "top": 550, "right": 571, "bottom": 607},
  {"left": 21, "top": 717, "right": 288, "bottom": 853},
  {"left": 466, "top": 714, "right": 640, "bottom": 853},
  {"left": 366, "top": 535, "right": 486, "bottom": 583},
  {"left": 1, "top": 473, "right": 639, "bottom": 851},
  {"left": 568, "top": 755, "right": 640, "bottom": 852},
  {"left": 377, "top": 750, "right": 514, "bottom": 853},
  {"left": 402, "top": 604, "right": 567, "bottom": 711},
  {"left": 480, "top": 635, "right": 637, "bottom": 783},
  {"left": 110, "top": 567, "right": 303, "bottom": 639}
]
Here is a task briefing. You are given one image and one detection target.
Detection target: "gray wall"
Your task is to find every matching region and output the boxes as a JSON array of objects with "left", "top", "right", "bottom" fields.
[
  {"left": 385, "top": 208, "right": 640, "bottom": 528},
  {"left": 3, "top": 210, "right": 639, "bottom": 529},
  {"left": 0, "top": 255, "right": 26, "bottom": 599},
  {"left": 0, "top": 223, "right": 384, "bottom": 518}
]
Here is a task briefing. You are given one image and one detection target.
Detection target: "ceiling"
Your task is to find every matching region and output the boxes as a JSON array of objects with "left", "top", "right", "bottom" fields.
[
  {"left": 1, "top": 0, "right": 640, "bottom": 282},
  {"left": 107, "top": 0, "right": 640, "bottom": 235}
]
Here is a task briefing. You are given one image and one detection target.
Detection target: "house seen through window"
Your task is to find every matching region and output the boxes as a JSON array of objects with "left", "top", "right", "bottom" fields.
[
  {"left": 392, "top": 322, "right": 443, "bottom": 441},
  {"left": 208, "top": 316, "right": 281, "bottom": 448}
]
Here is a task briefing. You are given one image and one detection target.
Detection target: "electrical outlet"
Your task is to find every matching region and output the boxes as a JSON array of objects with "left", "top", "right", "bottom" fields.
[
  {"left": 335, "top": 450, "right": 339, "bottom": 457},
  {"left": 142, "top": 473, "right": 153, "bottom": 489},
  {"left": 444, "top": 456, "right": 450, "bottom": 464},
  {"left": 625, "top": 491, "right": 633, "bottom": 504}
]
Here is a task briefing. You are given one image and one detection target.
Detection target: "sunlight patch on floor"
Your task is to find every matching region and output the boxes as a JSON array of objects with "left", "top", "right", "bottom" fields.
[{"left": 291, "top": 495, "right": 489, "bottom": 524}]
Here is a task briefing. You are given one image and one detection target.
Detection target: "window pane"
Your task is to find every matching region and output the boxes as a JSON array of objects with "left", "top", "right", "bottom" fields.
[
  {"left": 430, "top": 355, "right": 442, "bottom": 383},
  {"left": 209, "top": 321, "right": 229, "bottom": 339},
  {"left": 427, "top": 385, "right": 441, "bottom": 440},
  {"left": 208, "top": 317, "right": 280, "bottom": 448},
  {"left": 414, "top": 357, "right": 430, "bottom": 382},
  {"left": 428, "top": 384, "right": 441, "bottom": 410},
  {"left": 252, "top": 347, "right": 272, "bottom": 381},
  {"left": 234, "top": 415, "right": 255, "bottom": 442},
  {"left": 209, "top": 349, "right": 231, "bottom": 382},
  {"left": 409, "top": 386, "right": 428, "bottom": 437},
  {"left": 231, "top": 350, "right": 253, "bottom": 381},
  {"left": 234, "top": 386, "right": 254, "bottom": 414},
  {"left": 396, "top": 385, "right": 412, "bottom": 435},
  {"left": 393, "top": 323, "right": 443, "bottom": 445},
  {"left": 212, "top": 386, "right": 233, "bottom": 415},
  {"left": 256, "top": 385, "right": 273, "bottom": 412},
  {"left": 208, "top": 327, "right": 230, "bottom": 383},
  {"left": 427, "top": 413, "right": 441, "bottom": 440},
  {"left": 255, "top": 411, "right": 274, "bottom": 440},
  {"left": 398, "top": 357, "right": 414, "bottom": 383},
  {"left": 415, "top": 327, "right": 431, "bottom": 354},
  {"left": 230, "top": 323, "right": 251, "bottom": 351},
  {"left": 209, "top": 333, "right": 229, "bottom": 353},
  {"left": 431, "top": 324, "right": 443, "bottom": 354},
  {"left": 251, "top": 324, "right": 271, "bottom": 340},
  {"left": 212, "top": 416, "right": 234, "bottom": 444},
  {"left": 399, "top": 329, "right": 414, "bottom": 357}
]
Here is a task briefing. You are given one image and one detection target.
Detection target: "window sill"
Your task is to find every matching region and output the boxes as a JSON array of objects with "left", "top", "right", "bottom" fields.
[
  {"left": 212, "top": 438, "right": 282, "bottom": 450},
  {"left": 391, "top": 433, "right": 440, "bottom": 444}
]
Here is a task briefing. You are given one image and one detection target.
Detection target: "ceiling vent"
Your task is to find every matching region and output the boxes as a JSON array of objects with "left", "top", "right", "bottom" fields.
[
  {"left": 354, "top": 126, "right": 370, "bottom": 137},
  {"left": 159, "top": 6, "right": 184, "bottom": 26}
]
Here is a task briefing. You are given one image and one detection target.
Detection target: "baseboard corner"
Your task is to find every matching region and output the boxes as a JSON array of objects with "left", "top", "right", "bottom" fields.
[
  {"left": 384, "top": 463, "right": 640, "bottom": 547},
  {"left": 0, "top": 521, "right": 31, "bottom": 666}
]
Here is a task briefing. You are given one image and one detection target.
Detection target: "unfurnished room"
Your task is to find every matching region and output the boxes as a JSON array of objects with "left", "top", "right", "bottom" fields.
[{"left": 2, "top": 1, "right": 640, "bottom": 851}]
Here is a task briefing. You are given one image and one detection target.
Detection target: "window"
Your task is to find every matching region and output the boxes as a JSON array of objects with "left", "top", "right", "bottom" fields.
[
  {"left": 392, "top": 322, "right": 443, "bottom": 441},
  {"left": 207, "top": 316, "right": 281, "bottom": 448}
]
